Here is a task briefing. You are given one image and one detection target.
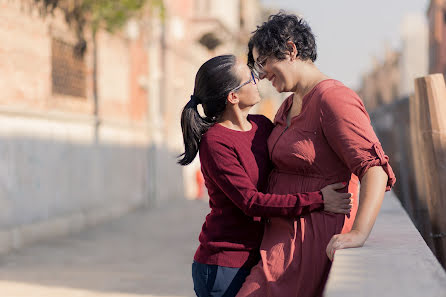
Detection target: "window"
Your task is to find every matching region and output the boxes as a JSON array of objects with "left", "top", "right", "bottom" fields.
[{"left": 51, "top": 38, "right": 86, "bottom": 98}]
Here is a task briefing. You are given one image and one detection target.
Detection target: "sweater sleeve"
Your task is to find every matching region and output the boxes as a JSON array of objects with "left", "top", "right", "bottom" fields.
[
  {"left": 199, "top": 135, "right": 324, "bottom": 218},
  {"left": 320, "top": 85, "right": 396, "bottom": 191}
]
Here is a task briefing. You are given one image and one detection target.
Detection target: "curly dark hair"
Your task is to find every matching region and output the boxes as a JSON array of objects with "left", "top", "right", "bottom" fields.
[{"left": 247, "top": 12, "right": 317, "bottom": 69}]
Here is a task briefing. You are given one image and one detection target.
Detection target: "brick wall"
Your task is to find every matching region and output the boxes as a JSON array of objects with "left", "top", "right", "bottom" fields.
[
  {"left": 0, "top": 1, "right": 170, "bottom": 253},
  {"left": 0, "top": 2, "right": 149, "bottom": 123}
]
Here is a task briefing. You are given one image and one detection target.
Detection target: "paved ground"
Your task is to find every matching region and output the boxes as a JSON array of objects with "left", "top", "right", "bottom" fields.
[
  {"left": 0, "top": 199, "right": 209, "bottom": 297},
  {"left": 2, "top": 194, "right": 446, "bottom": 297}
]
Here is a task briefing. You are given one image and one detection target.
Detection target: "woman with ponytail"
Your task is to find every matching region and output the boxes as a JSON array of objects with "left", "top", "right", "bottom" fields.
[{"left": 179, "top": 55, "right": 352, "bottom": 297}]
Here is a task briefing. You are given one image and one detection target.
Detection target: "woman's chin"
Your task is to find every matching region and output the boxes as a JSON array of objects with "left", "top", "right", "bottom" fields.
[
  {"left": 274, "top": 83, "right": 291, "bottom": 93},
  {"left": 251, "top": 99, "right": 261, "bottom": 107}
]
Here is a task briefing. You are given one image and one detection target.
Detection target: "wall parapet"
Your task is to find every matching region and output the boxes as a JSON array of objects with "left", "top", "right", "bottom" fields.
[{"left": 324, "top": 191, "right": 446, "bottom": 297}]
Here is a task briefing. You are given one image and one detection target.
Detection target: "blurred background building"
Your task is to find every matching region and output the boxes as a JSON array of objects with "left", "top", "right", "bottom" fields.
[
  {"left": 358, "top": 0, "right": 446, "bottom": 111},
  {"left": 0, "top": 0, "right": 155, "bottom": 248},
  {"left": 428, "top": 0, "right": 446, "bottom": 76},
  {"left": 357, "top": 13, "right": 429, "bottom": 110}
]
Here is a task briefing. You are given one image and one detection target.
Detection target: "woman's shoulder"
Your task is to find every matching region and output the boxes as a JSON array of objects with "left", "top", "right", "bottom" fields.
[
  {"left": 248, "top": 114, "right": 273, "bottom": 126},
  {"left": 248, "top": 114, "right": 275, "bottom": 135},
  {"left": 201, "top": 124, "right": 227, "bottom": 144},
  {"left": 318, "top": 80, "right": 364, "bottom": 108},
  {"left": 200, "top": 128, "right": 232, "bottom": 158},
  {"left": 316, "top": 80, "right": 368, "bottom": 121},
  {"left": 317, "top": 80, "right": 360, "bottom": 101}
]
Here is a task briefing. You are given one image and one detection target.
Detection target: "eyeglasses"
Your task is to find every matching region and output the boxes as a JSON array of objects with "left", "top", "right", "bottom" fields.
[
  {"left": 231, "top": 71, "right": 258, "bottom": 92},
  {"left": 253, "top": 56, "right": 268, "bottom": 78}
]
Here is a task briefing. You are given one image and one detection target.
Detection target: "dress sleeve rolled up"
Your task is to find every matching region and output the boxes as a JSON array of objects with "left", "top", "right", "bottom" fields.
[{"left": 320, "top": 85, "right": 396, "bottom": 191}]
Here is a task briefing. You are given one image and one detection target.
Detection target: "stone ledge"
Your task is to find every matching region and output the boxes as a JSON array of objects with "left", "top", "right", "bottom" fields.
[{"left": 324, "top": 191, "right": 446, "bottom": 297}]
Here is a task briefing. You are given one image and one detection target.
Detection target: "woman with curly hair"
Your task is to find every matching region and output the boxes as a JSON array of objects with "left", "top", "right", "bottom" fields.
[
  {"left": 235, "top": 13, "right": 396, "bottom": 297},
  {"left": 178, "top": 54, "right": 353, "bottom": 297}
]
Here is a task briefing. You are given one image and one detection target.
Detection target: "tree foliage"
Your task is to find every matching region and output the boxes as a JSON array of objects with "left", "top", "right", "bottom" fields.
[{"left": 32, "top": 0, "right": 164, "bottom": 55}]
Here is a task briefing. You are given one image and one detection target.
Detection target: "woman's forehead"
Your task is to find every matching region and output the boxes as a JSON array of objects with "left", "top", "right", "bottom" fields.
[{"left": 235, "top": 60, "right": 250, "bottom": 77}]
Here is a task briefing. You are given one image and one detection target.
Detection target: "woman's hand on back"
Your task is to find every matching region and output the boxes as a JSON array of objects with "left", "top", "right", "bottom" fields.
[{"left": 321, "top": 183, "right": 352, "bottom": 214}]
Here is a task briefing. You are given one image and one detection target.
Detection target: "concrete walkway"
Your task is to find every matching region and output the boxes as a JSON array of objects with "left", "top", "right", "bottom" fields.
[
  {"left": 0, "top": 199, "right": 209, "bottom": 297},
  {"left": 2, "top": 194, "right": 445, "bottom": 297}
]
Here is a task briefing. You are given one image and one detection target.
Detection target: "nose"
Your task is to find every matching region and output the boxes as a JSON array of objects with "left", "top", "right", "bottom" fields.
[{"left": 258, "top": 72, "right": 267, "bottom": 80}]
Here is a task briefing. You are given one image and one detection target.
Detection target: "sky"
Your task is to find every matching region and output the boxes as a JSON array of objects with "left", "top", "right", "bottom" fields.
[{"left": 260, "top": 0, "right": 430, "bottom": 90}]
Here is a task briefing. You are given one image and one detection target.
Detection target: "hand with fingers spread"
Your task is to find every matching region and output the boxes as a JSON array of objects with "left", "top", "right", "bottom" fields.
[{"left": 321, "top": 182, "right": 352, "bottom": 214}]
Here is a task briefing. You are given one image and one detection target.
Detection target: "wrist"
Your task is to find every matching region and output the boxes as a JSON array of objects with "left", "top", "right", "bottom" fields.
[{"left": 350, "top": 228, "right": 368, "bottom": 243}]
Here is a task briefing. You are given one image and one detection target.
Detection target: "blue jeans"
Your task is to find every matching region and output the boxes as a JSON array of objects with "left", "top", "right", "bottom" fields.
[{"left": 192, "top": 261, "right": 251, "bottom": 297}]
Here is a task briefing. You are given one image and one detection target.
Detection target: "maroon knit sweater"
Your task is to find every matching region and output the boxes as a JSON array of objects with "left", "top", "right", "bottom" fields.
[{"left": 194, "top": 114, "right": 324, "bottom": 268}]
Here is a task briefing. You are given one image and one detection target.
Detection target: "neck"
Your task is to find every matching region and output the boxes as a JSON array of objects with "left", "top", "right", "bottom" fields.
[
  {"left": 218, "top": 106, "right": 252, "bottom": 131},
  {"left": 293, "top": 63, "right": 329, "bottom": 99}
]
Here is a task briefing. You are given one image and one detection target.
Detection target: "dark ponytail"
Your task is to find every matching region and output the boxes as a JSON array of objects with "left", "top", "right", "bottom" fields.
[{"left": 178, "top": 55, "right": 240, "bottom": 165}]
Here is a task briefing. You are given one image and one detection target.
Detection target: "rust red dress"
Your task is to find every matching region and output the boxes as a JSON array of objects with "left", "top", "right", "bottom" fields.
[{"left": 236, "top": 79, "right": 396, "bottom": 297}]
